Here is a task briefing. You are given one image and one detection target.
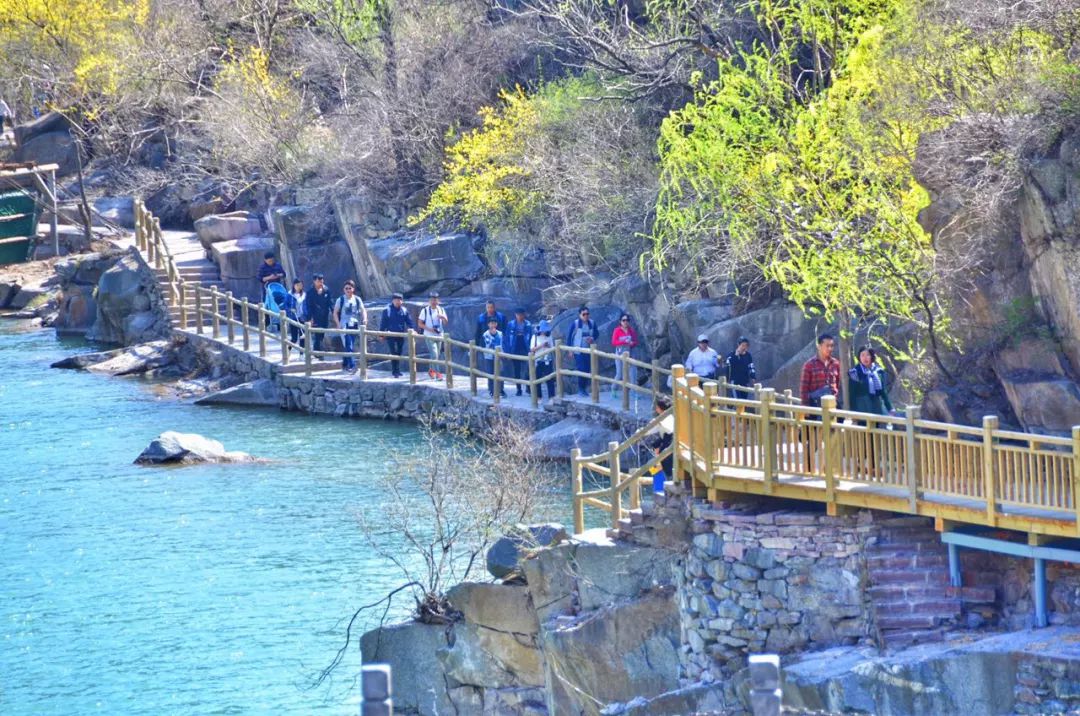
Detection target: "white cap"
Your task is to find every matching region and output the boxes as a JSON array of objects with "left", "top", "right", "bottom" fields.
[{"left": 697, "top": 334, "right": 709, "bottom": 342}]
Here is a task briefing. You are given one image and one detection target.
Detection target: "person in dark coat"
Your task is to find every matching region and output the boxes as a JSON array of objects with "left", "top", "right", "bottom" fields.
[
  {"left": 848, "top": 345, "right": 894, "bottom": 416},
  {"left": 504, "top": 307, "right": 533, "bottom": 396},
  {"left": 724, "top": 336, "right": 757, "bottom": 398},
  {"left": 379, "top": 292, "right": 414, "bottom": 378},
  {"left": 256, "top": 252, "right": 286, "bottom": 293},
  {"left": 304, "top": 273, "right": 333, "bottom": 352},
  {"left": 474, "top": 300, "right": 507, "bottom": 345}
]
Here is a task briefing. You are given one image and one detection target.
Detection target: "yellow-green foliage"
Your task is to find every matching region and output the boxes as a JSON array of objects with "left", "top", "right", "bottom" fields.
[
  {"left": 653, "top": 0, "right": 1078, "bottom": 346},
  {"left": 413, "top": 76, "right": 603, "bottom": 230},
  {"left": 0, "top": 0, "right": 148, "bottom": 100}
]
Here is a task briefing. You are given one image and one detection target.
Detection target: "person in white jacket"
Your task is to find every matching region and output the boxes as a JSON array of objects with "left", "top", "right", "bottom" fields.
[{"left": 684, "top": 334, "right": 720, "bottom": 379}]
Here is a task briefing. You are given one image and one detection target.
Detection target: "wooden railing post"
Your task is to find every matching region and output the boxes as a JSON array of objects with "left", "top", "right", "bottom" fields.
[
  {"left": 759, "top": 388, "right": 775, "bottom": 494},
  {"left": 469, "top": 343, "right": 478, "bottom": 396},
  {"left": 443, "top": 334, "right": 453, "bottom": 389},
  {"left": 609, "top": 441, "right": 622, "bottom": 531},
  {"left": 195, "top": 286, "right": 203, "bottom": 335},
  {"left": 651, "top": 360, "right": 660, "bottom": 401},
  {"left": 686, "top": 373, "right": 701, "bottom": 493},
  {"left": 1072, "top": 426, "right": 1080, "bottom": 535},
  {"left": 528, "top": 350, "right": 538, "bottom": 409},
  {"left": 554, "top": 340, "right": 564, "bottom": 399},
  {"left": 225, "top": 292, "right": 235, "bottom": 344},
  {"left": 671, "top": 365, "right": 686, "bottom": 484},
  {"left": 304, "top": 327, "right": 313, "bottom": 376},
  {"left": 590, "top": 344, "right": 600, "bottom": 403},
  {"left": 493, "top": 349, "right": 502, "bottom": 405},
  {"left": 621, "top": 352, "right": 631, "bottom": 412},
  {"left": 571, "top": 448, "right": 585, "bottom": 535},
  {"left": 280, "top": 311, "right": 289, "bottom": 364},
  {"left": 241, "top": 300, "right": 250, "bottom": 351},
  {"left": 703, "top": 382, "right": 718, "bottom": 477},
  {"left": 983, "top": 415, "right": 999, "bottom": 524},
  {"left": 152, "top": 218, "right": 164, "bottom": 269},
  {"left": 358, "top": 325, "right": 368, "bottom": 379},
  {"left": 407, "top": 330, "right": 417, "bottom": 384},
  {"left": 178, "top": 283, "right": 187, "bottom": 329},
  {"left": 905, "top": 406, "right": 921, "bottom": 512},
  {"left": 821, "top": 395, "right": 837, "bottom": 503},
  {"left": 258, "top": 306, "right": 267, "bottom": 358},
  {"left": 211, "top": 287, "right": 220, "bottom": 339}
]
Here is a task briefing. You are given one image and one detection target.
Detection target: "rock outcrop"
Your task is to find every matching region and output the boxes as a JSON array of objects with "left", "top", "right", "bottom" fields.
[
  {"left": 195, "top": 378, "right": 280, "bottom": 407},
  {"left": 134, "top": 430, "right": 255, "bottom": 465},
  {"left": 86, "top": 248, "right": 171, "bottom": 345}
]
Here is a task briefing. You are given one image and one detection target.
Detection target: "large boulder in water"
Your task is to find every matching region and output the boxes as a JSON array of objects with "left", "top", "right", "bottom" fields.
[
  {"left": 134, "top": 431, "right": 255, "bottom": 465},
  {"left": 87, "top": 248, "right": 170, "bottom": 345}
]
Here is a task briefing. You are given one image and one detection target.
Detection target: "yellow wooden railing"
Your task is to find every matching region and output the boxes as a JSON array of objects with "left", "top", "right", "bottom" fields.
[{"left": 662, "top": 365, "right": 1080, "bottom": 539}]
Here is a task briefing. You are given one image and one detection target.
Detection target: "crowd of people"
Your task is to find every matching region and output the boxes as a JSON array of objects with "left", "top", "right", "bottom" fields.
[{"left": 254, "top": 253, "right": 896, "bottom": 414}]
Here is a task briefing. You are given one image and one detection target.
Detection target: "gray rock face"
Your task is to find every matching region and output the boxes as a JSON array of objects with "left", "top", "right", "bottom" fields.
[
  {"left": 693, "top": 303, "right": 825, "bottom": 381},
  {"left": 195, "top": 379, "right": 280, "bottom": 407},
  {"left": 13, "top": 114, "right": 77, "bottom": 175},
  {"left": 439, "top": 622, "right": 544, "bottom": 688},
  {"left": 529, "top": 418, "right": 623, "bottom": 460},
  {"left": 541, "top": 590, "right": 681, "bottom": 714},
  {"left": 86, "top": 248, "right": 170, "bottom": 345},
  {"left": 360, "top": 621, "right": 452, "bottom": 716},
  {"left": 195, "top": 211, "right": 264, "bottom": 252},
  {"left": 287, "top": 239, "right": 354, "bottom": 296},
  {"left": 368, "top": 232, "right": 484, "bottom": 296},
  {"left": 145, "top": 180, "right": 225, "bottom": 229},
  {"left": 134, "top": 431, "right": 255, "bottom": 465},
  {"left": 85, "top": 340, "right": 176, "bottom": 376},
  {"left": 50, "top": 346, "right": 125, "bottom": 369},
  {"left": 92, "top": 196, "right": 135, "bottom": 229},
  {"left": 212, "top": 235, "right": 275, "bottom": 301},
  {"left": 446, "top": 583, "right": 540, "bottom": 635}
]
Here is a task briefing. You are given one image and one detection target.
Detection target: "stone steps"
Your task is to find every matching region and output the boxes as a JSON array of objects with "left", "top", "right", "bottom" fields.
[{"left": 867, "top": 518, "right": 960, "bottom": 649}]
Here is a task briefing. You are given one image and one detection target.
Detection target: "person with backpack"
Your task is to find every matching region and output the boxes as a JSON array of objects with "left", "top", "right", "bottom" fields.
[
  {"left": 333, "top": 280, "right": 367, "bottom": 373},
  {"left": 480, "top": 317, "right": 505, "bottom": 397},
  {"left": 504, "top": 307, "right": 533, "bottom": 396},
  {"left": 565, "top": 306, "right": 600, "bottom": 397},
  {"left": 530, "top": 319, "right": 556, "bottom": 401},
  {"left": 417, "top": 292, "right": 449, "bottom": 381},
  {"left": 304, "top": 273, "right": 332, "bottom": 354},
  {"left": 379, "top": 292, "right": 415, "bottom": 378},
  {"left": 287, "top": 279, "right": 307, "bottom": 350},
  {"left": 611, "top": 313, "right": 639, "bottom": 398}
]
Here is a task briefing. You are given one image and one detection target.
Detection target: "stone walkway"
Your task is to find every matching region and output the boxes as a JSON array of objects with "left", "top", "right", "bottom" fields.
[{"left": 178, "top": 325, "right": 655, "bottom": 418}]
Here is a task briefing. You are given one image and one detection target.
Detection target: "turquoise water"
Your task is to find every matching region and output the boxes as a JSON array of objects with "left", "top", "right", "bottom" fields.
[{"left": 0, "top": 322, "right": 425, "bottom": 715}]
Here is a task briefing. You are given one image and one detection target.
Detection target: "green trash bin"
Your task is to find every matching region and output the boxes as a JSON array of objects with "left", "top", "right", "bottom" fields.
[{"left": 0, "top": 189, "right": 39, "bottom": 265}]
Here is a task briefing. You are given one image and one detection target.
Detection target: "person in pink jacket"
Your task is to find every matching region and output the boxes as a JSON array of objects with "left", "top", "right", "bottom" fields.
[{"left": 611, "top": 313, "right": 639, "bottom": 397}]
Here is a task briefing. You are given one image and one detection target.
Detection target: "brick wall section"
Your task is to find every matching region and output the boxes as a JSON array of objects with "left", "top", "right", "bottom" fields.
[{"left": 959, "top": 550, "right": 1080, "bottom": 630}]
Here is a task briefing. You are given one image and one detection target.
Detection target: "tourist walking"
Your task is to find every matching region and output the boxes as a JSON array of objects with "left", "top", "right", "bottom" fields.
[
  {"left": 685, "top": 334, "right": 720, "bottom": 380},
  {"left": 504, "top": 308, "right": 532, "bottom": 396},
  {"left": 800, "top": 333, "right": 841, "bottom": 407},
  {"left": 257, "top": 251, "right": 286, "bottom": 293},
  {"left": 724, "top": 336, "right": 756, "bottom": 397},
  {"left": 304, "top": 273, "right": 332, "bottom": 353},
  {"left": 531, "top": 319, "right": 556, "bottom": 401},
  {"left": 611, "top": 313, "right": 639, "bottom": 397},
  {"left": 565, "top": 306, "right": 599, "bottom": 397},
  {"left": 333, "top": 280, "right": 367, "bottom": 373},
  {"left": 848, "top": 345, "right": 893, "bottom": 416},
  {"left": 646, "top": 395, "right": 675, "bottom": 494},
  {"left": 418, "top": 292, "right": 448, "bottom": 380},
  {"left": 287, "top": 279, "right": 306, "bottom": 349},
  {"left": 481, "top": 318, "right": 505, "bottom": 397},
  {"left": 474, "top": 300, "right": 506, "bottom": 345},
  {"left": 379, "top": 292, "right": 414, "bottom": 378}
]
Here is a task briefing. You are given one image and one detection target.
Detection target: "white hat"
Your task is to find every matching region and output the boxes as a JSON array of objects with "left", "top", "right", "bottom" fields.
[{"left": 697, "top": 334, "right": 709, "bottom": 342}]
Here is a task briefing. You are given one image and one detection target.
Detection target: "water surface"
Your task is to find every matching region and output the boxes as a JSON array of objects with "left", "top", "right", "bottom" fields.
[{"left": 0, "top": 322, "right": 424, "bottom": 715}]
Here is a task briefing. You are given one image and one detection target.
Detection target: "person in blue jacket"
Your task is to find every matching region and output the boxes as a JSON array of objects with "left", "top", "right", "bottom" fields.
[
  {"left": 504, "top": 307, "right": 533, "bottom": 396},
  {"left": 565, "top": 306, "right": 599, "bottom": 397},
  {"left": 379, "top": 292, "right": 414, "bottom": 378},
  {"left": 474, "top": 300, "right": 507, "bottom": 345}
]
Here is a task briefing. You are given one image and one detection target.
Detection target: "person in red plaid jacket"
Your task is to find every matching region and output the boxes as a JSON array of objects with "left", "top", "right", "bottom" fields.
[{"left": 800, "top": 333, "right": 841, "bottom": 407}]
